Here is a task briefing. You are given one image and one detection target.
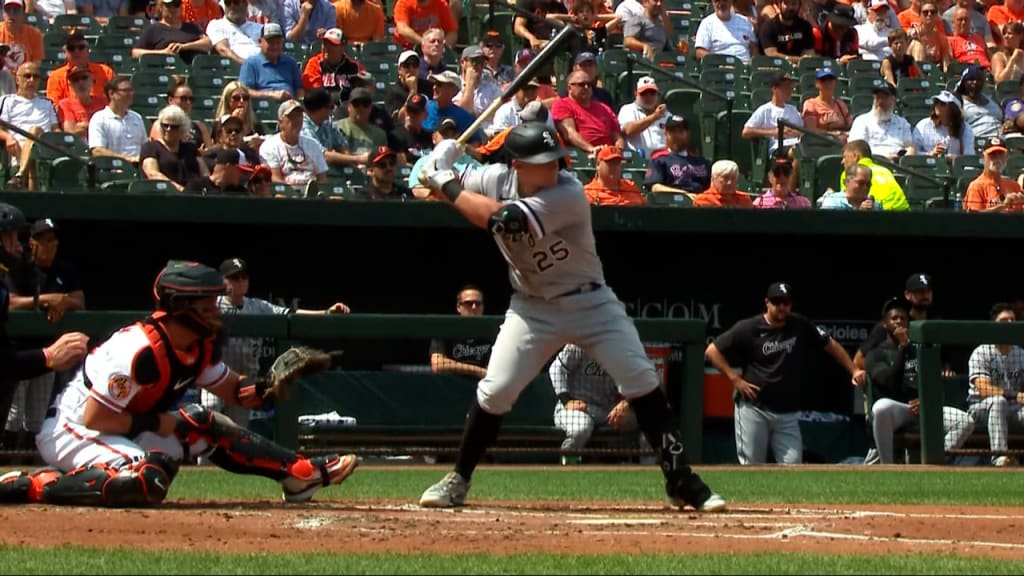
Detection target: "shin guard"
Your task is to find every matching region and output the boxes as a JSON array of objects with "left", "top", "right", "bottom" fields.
[{"left": 176, "top": 404, "right": 299, "bottom": 481}]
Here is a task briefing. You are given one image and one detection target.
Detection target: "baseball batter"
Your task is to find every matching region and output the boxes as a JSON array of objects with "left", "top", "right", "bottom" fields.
[
  {"left": 0, "top": 260, "right": 357, "bottom": 507},
  {"left": 416, "top": 123, "right": 725, "bottom": 512}
]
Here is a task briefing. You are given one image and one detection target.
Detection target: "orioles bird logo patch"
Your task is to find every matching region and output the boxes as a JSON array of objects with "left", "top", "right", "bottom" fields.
[{"left": 109, "top": 374, "right": 131, "bottom": 400}]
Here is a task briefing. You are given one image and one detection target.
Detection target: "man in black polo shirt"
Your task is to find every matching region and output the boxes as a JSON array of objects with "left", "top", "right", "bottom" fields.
[
  {"left": 759, "top": 0, "right": 816, "bottom": 66},
  {"left": 354, "top": 146, "right": 413, "bottom": 200},
  {"left": 429, "top": 285, "right": 492, "bottom": 382},
  {"left": 705, "top": 282, "right": 866, "bottom": 464},
  {"left": 389, "top": 93, "right": 435, "bottom": 165},
  {"left": 645, "top": 115, "right": 712, "bottom": 195}
]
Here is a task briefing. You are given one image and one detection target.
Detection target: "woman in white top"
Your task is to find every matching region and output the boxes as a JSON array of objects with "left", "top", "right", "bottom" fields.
[
  {"left": 992, "top": 22, "right": 1024, "bottom": 84},
  {"left": 912, "top": 90, "right": 975, "bottom": 159}
]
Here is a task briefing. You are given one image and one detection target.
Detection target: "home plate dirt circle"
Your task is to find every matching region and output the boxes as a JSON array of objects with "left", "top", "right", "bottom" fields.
[{"left": 1, "top": 501, "right": 1022, "bottom": 559}]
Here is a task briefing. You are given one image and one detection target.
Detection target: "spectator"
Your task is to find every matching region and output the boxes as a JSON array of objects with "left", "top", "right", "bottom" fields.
[
  {"left": 986, "top": 0, "right": 1024, "bottom": 32},
  {"left": 966, "top": 302, "right": 1024, "bottom": 466},
  {"left": 45, "top": 31, "right": 114, "bottom": 104},
  {"left": 213, "top": 80, "right": 266, "bottom": 148},
  {"left": 855, "top": 0, "right": 895, "bottom": 61},
  {"left": 88, "top": 75, "right": 146, "bottom": 164},
  {"left": 354, "top": 145, "right": 413, "bottom": 200},
  {"left": 416, "top": 27, "right": 447, "bottom": 79},
  {"left": 705, "top": 281, "right": 865, "bottom": 465},
  {"left": 0, "top": 62, "right": 57, "bottom": 190},
  {"left": 942, "top": 0, "right": 994, "bottom": 49},
  {"left": 552, "top": 70, "right": 624, "bottom": 154},
  {"left": 562, "top": 0, "right": 608, "bottom": 58},
  {"left": 347, "top": 71, "right": 394, "bottom": 140},
  {"left": 429, "top": 284, "right": 491, "bottom": 379},
  {"left": 837, "top": 139, "right": 909, "bottom": 210},
  {"left": 743, "top": 71, "right": 802, "bottom": 156},
  {"left": 239, "top": 23, "right": 302, "bottom": 102},
  {"left": 259, "top": 99, "right": 328, "bottom": 190},
  {"left": 513, "top": 0, "right": 566, "bottom": 53},
  {"left": 583, "top": 145, "right": 645, "bottom": 206},
  {"left": 185, "top": 146, "right": 250, "bottom": 194},
  {"left": 132, "top": 0, "right": 212, "bottom": 65},
  {"left": 549, "top": 343, "right": 639, "bottom": 464},
  {"left": 758, "top": 0, "right": 815, "bottom": 65},
  {"left": 481, "top": 30, "right": 514, "bottom": 86},
  {"left": 182, "top": 0, "right": 223, "bottom": 31},
  {"left": 422, "top": 70, "right": 479, "bottom": 142},
  {"left": 948, "top": 7, "right": 991, "bottom": 70},
  {"left": 908, "top": 2, "right": 950, "bottom": 70},
  {"left": 203, "top": 113, "right": 261, "bottom": 169},
  {"left": 476, "top": 103, "right": 556, "bottom": 163},
  {"left": 954, "top": 65, "right": 1002, "bottom": 139},
  {"left": 692, "top": 160, "right": 753, "bottom": 207},
  {"left": 78, "top": 0, "right": 129, "bottom": 23},
  {"left": 336, "top": 86, "right": 386, "bottom": 154},
  {"left": 390, "top": 92, "right": 434, "bottom": 164},
  {"left": 565, "top": 52, "right": 615, "bottom": 110},
  {"left": 333, "top": 0, "right": 384, "bottom": 45},
  {"left": 645, "top": 114, "right": 712, "bottom": 195},
  {"left": 1003, "top": 76, "right": 1024, "bottom": 135},
  {"left": 962, "top": 136, "right": 1024, "bottom": 212},
  {"left": 881, "top": 29, "right": 921, "bottom": 86},
  {"left": 801, "top": 67, "right": 852, "bottom": 142},
  {"left": 0, "top": 45, "right": 13, "bottom": 96},
  {"left": 818, "top": 163, "right": 882, "bottom": 209},
  {"left": 848, "top": 82, "right": 914, "bottom": 160},
  {"left": 384, "top": 49, "right": 432, "bottom": 117},
  {"left": 245, "top": 0, "right": 278, "bottom": 24},
  {"left": 514, "top": 47, "right": 557, "bottom": 105},
  {"left": 812, "top": 4, "right": 859, "bottom": 64},
  {"left": 301, "top": 87, "right": 364, "bottom": 167},
  {"left": 408, "top": 117, "right": 480, "bottom": 194},
  {"left": 56, "top": 65, "right": 106, "bottom": 142},
  {"left": 753, "top": 159, "right": 812, "bottom": 208},
  {"left": 207, "top": 0, "right": 263, "bottom": 64},
  {"left": 624, "top": 0, "right": 672, "bottom": 58},
  {"left": 992, "top": 22, "right": 1024, "bottom": 84},
  {"left": 245, "top": 163, "right": 273, "bottom": 195},
  {"left": 617, "top": 76, "right": 668, "bottom": 156},
  {"left": 489, "top": 79, "right": 546, "bottom": 137},
  {"left": 300, "top": 27, "right": 362, "bottom": 104},
  {"left": 865, "top": 296, "right": 975, "bottom": 464},
  {"left": 392, "top": 0, "right": 456, "bottom": 48},
  {"left": 4, "top": 218, "right": 84, "bottom": 452},
  {"left": 0, "top": 0, "right": 42, "bottom": 74},
  {"left": 614, "top": 0, "right": 643, "bottom": 31},
  {"left": 912, "top": 89, "right": 974, "bottom": 158},
  {"left": 454, "top": 44, "right": 502, "bottom": 128},
  {"left": 281, "top": 0, "right": 335, "bottom": 45},
  {"left": 694, "top": 0, "right": 758, "bottom": 64},
  {"left": 148, "top": 77, "right": 212, "bottom": 149},
  {"left": 141, "top": 104, "right": 208, "bottom": 191}
]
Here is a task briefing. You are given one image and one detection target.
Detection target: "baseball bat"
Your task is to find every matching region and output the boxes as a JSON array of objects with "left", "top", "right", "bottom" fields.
[{"left": 454, "top": 23, "right": 579, "bottom": 146}]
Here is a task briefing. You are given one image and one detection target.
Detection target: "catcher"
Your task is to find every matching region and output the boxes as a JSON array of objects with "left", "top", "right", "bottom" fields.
[{"left": 0, "top": 260, "right": 356, "bottom": 508}]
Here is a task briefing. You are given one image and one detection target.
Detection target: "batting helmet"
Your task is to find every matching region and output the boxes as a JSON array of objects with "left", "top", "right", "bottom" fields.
[
  {"left": 152, "top": 260, "right": 227, "bottom": 334},
  {"left": 505, "top": 122, "right": 565, "bottom": 165},
  {"left": 0, "top": 202, "right": 27, "bottom": 234}
]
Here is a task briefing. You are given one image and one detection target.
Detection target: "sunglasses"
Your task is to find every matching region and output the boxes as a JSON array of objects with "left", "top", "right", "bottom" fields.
[
  {"left": 224, "top": 127, "right": 241, "bottom": 135},
  {"left": 922, "top": 8, "right": 936, "bottom": 13},
  {"left": 67, "top": 44, "right": 88, "bottom": 52},
  {"left": 459, "top": 300, "right": 482, "bottom": 308},
  {"left": 570, "top": 81, "right": 593, "bottom": 88},
  {"left": 175, "top": 95, "right": 194, "bottom": 102},
  {"left": 161, "top": 123, "right": 181, "bottom": 131},
  {"left": 231, "top": 93, "right": 250, "bottom": 101},
  {"left": 19, "top": 73, "right": 39, "bottom": 79}
]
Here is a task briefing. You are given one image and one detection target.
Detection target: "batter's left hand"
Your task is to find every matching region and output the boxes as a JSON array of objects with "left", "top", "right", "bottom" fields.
[
  {"left": 606, "top": 400, "right": 631, "bottom": 430},
  {"left": 851, "top": 369, "right": 867, "bottom": 387}
]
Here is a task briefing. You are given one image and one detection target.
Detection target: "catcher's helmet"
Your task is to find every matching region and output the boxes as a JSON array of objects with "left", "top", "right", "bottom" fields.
[
  {"left": 152, "top": 260, "right": 227, "bottom": 336},
  {"left": 505, "top": 122, "right": 565, "bottom": 165},
  {"left": 0, "top": 202, "right": 27, "bottom": 234}
]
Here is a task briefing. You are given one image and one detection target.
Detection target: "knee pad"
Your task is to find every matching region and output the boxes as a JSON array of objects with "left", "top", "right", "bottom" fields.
[{"left": 103, "top": 452, "right": 178, "bottom": 507}]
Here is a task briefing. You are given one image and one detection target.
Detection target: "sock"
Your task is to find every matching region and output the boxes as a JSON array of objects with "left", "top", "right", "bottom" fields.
[
  {"left": 629, "top": 387, "right": 712, "bottom": 506},
  {"left": 454, "top": 400, "right": 504, "bottom": 482}
]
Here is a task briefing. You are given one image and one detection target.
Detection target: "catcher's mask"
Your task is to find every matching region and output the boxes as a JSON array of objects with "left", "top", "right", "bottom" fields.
[
  {"left": 0, "top": 202, "right": 28, "bottom": 273},
  {"left": 152, "top": 260, "right": 227, "bottom": 337}
]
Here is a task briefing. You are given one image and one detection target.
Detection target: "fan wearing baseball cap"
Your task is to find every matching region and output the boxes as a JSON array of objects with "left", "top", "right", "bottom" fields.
[
  {"left": 389, "top": 93, "right": 434, "bottom": 164},
  {"left": 356, "top": 145, "right": 414, "bottom": 200},
  {"left": 813, "top": 4, "right": 859, "bottom": 64},
  {"left": 582, "top": 146, "right": 645, "bottom": 206},
  {"left": 962, "top": 137, "right": 1024, "bottom": 212},
  {"left": 646, "top": 114, "right": 712, "bottom": 195},
  {"left": 617, "top": 76, "right": 670, "bottom": 155},
  {"left": 237, "top": 23, "right": 302, "bottom": 101},
  {"left": 0, "top": 0, "right": 42, "bottom": 74},
  {"left": 423, "top": 70, "right": 483, "bottom": 143},
  {"left": 184, "top": 147, "right": 251, "bottom": 195},
  {"left": 300, "top": 28, "right": 364, "bottom": 103},
  {"left": 800, "top": 68, "right": 852, "bottom": 138},
  {"left": 742, "top": 72, "right": 803, "bottom": 156}
]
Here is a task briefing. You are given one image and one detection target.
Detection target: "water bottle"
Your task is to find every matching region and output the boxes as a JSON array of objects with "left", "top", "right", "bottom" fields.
[{"left": 953, "top": 191, "right": 963, "bottom": 211}]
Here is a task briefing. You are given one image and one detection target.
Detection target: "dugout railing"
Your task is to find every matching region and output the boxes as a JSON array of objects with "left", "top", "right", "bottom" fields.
[
  {"left": 912, "top": 320, "right": 1024, "bottom": 464},
  {"left": 5, "top": 311, "right": 708, "bottom": 463}
]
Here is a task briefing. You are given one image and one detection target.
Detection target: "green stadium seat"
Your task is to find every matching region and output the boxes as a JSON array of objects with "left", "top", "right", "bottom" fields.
[
  {"left": 24, "top": 13, "right": 48, "bottom": 33},
  {"left": 131, "top": 69, "right": 176, "bottom": 94},
  {"left": 271, "top": 182, "right": 301, "bottom": 198},
  {"left": 1006, "top": 152, "right": 1024, "bottom": 176},
  {"left": 33, "top": 132, "right": 89, "bottom": 192},
  {"left": 88, "top": 156, "right": 137, "bottom": 192},
  {"left": 94, "top": 34, "right": 137, "bottom": 52},
  {"left": 135, "top": 53, "right": 188, "bottom": 73},
  {"left": 749, "top": 55, "right": 791, "bottom": 74},
  {"left": 899, "top": 155, "right": 950, "bottom": 208},
  {"left": 91, "top": 49, "right": 133, "bottom": 74},
  {"left": 951, "top": 154, "right": 984, "bottom": 179},
  {"left": 191, "top": 54, "right": 241, "bottom": 79},
  {"left": 251, "top": 97, "right": 277, "bottom": 124},
  {"left": 845, "top": 59, "right": 882, "bottom": 80},
  {"left": 133, "top": 93, "right": 165, "bottom": 122},
  {"left": 189, "top": 95, "right": 219, "bottom": 124},
  {"left": 713, "top": 109, "right": 754, "bottom": 179},
  {"left": 189, "top": 69, "right": 229, "bottom": 97},
  {"left": 896, "top": 77, "right": 936, "bottom": 98},
  {"left": 997, "top": 80, "right": 1020, "bottom": 107},
  {"left": 318, "top": 179, "right": 351, "bottom": 199},
  {"left": 104, "top": 15, "right": 147, "bottom": 36},
  {"left": 848, "top": 75, "right": 887, "bottom": 96},
  {"left": 645, "top": 191, "right": 693, "bottom": 206},
  {"left": 796, "top": 56, "right": 838, "bottom": 77},
  {"left": 42, "top": 32, "right": 68, "bottom": 61},
  {"left": 52, "top": 14, "right": 102, "bottom": 37},
  {"left": 128, "top": 180, "right": 178, "bottom": 194},
  {"left": 849, "top": 93, "right": 875, "bottom": 116}
]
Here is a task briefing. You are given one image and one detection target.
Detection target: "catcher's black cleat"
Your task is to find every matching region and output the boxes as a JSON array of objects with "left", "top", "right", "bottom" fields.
[{"left": 282, "top": 454, "right": 359, "bottom": 503}]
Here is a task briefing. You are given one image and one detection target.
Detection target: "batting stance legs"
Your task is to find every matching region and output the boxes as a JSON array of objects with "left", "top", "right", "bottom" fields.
[
  {"left": 420, "top": 288, "right": 723, "bottom": 511},
  {"left": 0, "top": 404, "right": 357, "bottom": 507}
]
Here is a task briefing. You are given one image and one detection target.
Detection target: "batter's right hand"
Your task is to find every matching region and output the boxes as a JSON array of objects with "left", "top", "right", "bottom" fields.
[
  {"left": 44, "top": 332, "right": 90, "bottom": 371},
  {"left": 731, "top": 376, "right": 760, "bottom": 400}
]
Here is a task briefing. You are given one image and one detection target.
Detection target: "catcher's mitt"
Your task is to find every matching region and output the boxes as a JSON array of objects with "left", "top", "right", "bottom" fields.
[{"left": 264, "top": 346, "right": 343, "bottom": 399}]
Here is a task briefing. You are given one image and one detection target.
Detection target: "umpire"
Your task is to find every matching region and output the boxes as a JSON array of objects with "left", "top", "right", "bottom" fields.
[
  {"left": 705, "top": 282, "right": 867, "bottom": 464},
  {"left": 0, "top": 203, "right": 88, "bottom": 391}
]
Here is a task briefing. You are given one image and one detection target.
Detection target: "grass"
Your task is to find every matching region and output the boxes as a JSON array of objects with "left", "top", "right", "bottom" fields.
[{"left": 164, "top": 465, "right": 1024, "bottom": 506}]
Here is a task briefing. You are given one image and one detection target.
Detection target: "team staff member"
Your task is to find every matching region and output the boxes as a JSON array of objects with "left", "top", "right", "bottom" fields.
[
  {"left": 429, "top": 285, "right": 492, "bottom": 381},
  {"left": 0, "top": 203, "right": 88, "bottom": 385},
  {"left": 705, "top": 282, "right": 867, "bottom": 465}
]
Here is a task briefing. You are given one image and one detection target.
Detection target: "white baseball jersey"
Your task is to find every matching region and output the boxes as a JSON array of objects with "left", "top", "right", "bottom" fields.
[
  {"left": 53, "top": 324, "right": 231, "bottom": 427},
  {"left": 217, "top": 295, "right": 290, "bottom": 378},
  {"left": 461, "top": 164, "right": 606, "bottom": 300},
  {"left": 967, "top": 344, "right": 1024, "bottom": 405},
  {"left": 549, "top": 344, "right": 621, "bottom": 410}
]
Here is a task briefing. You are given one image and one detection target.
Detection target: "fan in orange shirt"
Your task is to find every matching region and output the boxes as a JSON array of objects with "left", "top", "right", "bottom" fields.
[
  {"left": 692, "top": 159, "right": 754, "bottom": 207},
  {"left": 583, "top": 145, "right": 645, "bottom": 206}
]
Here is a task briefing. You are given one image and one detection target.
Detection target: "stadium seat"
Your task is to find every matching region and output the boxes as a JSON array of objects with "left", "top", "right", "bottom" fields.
[
  {"left": 34, "top": 132, "right": 89, "bottom": 192},
  {"left": 104, "top": 15, "right": 147, "bottom": 36},
  {"left": 88, "top": 156, "right": 137, "bottom": 192},
  {"left": 749, "top": 55, "right": 791, "bottom": 74},
  {"left": 128, "top": 180, "right": 178, "bottom": 194},
  {"left": 645, "top": 191, "right": 693, "bottom": 206},
  {"left": 52, "top": 14, "right": 102, "bottom": 37},
  {"left": 191, "top": 54, "right": 241, "bottom": 79},
  {"left": 135, "top": 53, "right": 188, "bottom": 73}
]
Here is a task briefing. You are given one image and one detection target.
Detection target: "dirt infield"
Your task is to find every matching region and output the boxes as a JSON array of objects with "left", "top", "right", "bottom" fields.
[{"left": 2, "top": 499, "right": 1024, "bottom": 559}]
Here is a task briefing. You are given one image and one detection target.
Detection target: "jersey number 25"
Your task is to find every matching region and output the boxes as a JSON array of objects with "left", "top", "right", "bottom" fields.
[{"left": 533, "top": 240, "right": 570, "bottom": 272}]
